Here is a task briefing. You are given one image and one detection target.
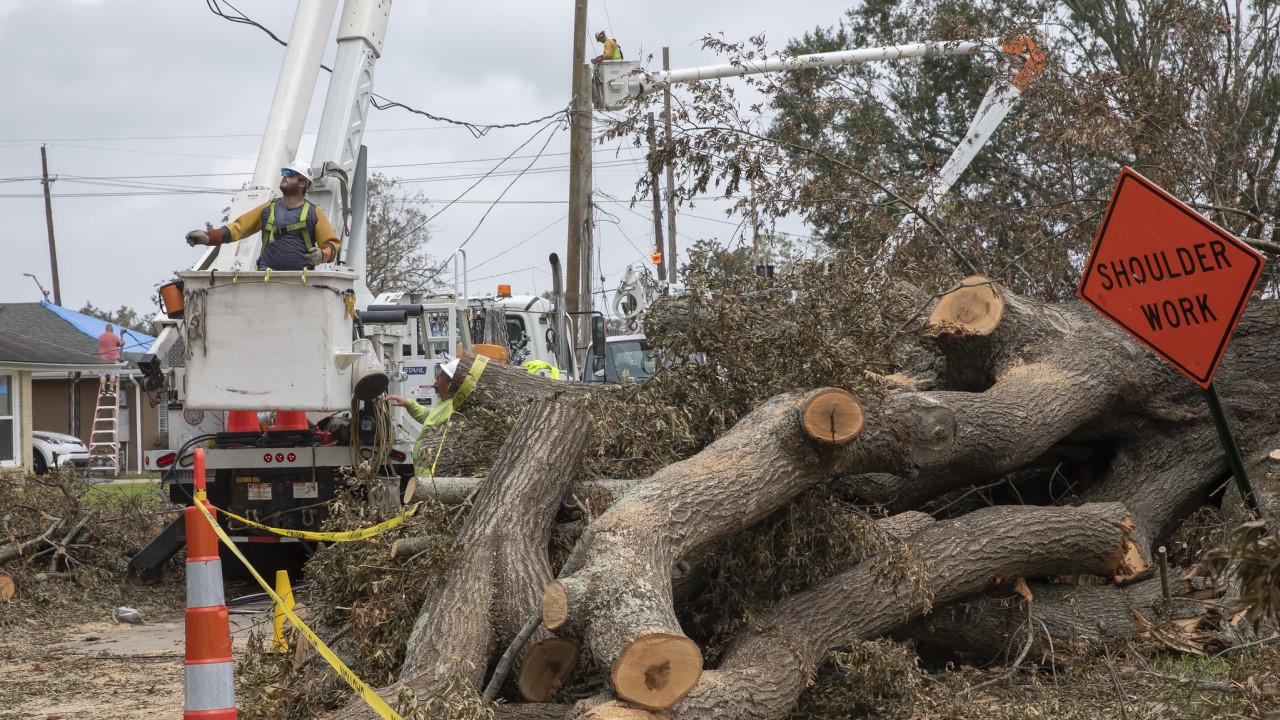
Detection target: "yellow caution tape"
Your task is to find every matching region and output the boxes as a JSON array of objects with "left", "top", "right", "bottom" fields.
[
  {"left": 214, "top": 503, "right": 421, "bottom": 542},
  {"left": 193, "top": 501, "right": 403, "bottom": 720},
  {"left": 452, "top": 355, "right": 488, "bottom": 409}
]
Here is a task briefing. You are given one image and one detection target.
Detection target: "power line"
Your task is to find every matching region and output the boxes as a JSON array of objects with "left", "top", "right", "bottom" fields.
[
  {"left": 205, "top": 0, "right": 569, "bottom": 139},
  {"left": 456, "top": 121, "right": 565, "bottom": 251},
  {"left": 418, "top": 117, "right": 568, "bottom": 228},
  {"left": 470, "top": 213, "right": 568, "bottom": 272}
]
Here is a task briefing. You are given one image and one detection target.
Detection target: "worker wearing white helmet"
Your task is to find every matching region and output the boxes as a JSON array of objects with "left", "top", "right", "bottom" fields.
[
  {"left": 184, "top": 160, "right": 341, "bottom": 271},
  {"left": 385, "top": 357, "right": 462, "bottom": 479}
]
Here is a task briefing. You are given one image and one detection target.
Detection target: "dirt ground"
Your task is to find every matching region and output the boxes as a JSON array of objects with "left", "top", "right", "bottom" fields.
[{"left": 0, "top": 583, "right": 274, "bottom": 720}]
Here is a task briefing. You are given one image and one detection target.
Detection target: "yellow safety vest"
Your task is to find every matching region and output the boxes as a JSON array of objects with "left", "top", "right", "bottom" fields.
[{"left": 263, "top": 200, "right": 315, "bottom": 251}]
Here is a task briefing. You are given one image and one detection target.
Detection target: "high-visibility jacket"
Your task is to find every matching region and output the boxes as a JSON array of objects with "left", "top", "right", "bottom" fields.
[
  {"left": 602, "top": 38, "right": 622, "bottom": 61},
  {"left": 202, "top": 198, "right": 340, "bottom": 270},
  {"left": 401, "top": 398, "right": 455, "bottom": 479}
]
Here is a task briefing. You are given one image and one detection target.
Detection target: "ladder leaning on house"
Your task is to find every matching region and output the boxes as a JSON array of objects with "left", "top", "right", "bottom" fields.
[{"left": 87, "top": 372, "right": 121, "bottom": 477}]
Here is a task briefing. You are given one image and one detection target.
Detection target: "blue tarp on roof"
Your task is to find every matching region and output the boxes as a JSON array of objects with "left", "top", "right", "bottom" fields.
[{"left": 41, "top": 301, "right": 156, "bottom": 354}]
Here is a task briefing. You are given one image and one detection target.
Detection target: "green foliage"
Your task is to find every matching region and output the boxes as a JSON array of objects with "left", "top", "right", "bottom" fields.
[{"left": 678, "top": 233, "right": 811, "bottom": 285}]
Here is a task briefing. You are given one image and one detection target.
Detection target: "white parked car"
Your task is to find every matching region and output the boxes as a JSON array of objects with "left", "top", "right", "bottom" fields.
[{"left": 32, "top": 430, "right": 90, "bottom": 475}]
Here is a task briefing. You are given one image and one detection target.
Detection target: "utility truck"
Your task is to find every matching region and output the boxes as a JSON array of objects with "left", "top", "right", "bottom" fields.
[{"left": 128, "top": 0, "right": 576, "bottom": 581}]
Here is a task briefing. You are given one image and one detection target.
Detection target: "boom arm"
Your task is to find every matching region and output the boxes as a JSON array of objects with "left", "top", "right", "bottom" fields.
[{"left": 595, "top": 35, "right": 1044, "bottom": 266}]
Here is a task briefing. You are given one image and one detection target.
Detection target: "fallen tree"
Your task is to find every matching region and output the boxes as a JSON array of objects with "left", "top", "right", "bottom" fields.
[{"left": 305, "top": 277, "right": 1278, "bottom": 720}]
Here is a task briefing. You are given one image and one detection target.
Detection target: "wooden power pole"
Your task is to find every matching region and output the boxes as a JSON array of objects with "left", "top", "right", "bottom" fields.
[
  {"left": 566, "top": 0, "right": 593, "bottom": 353},
  {"left": 40, "top": 145, "right": 62, "bottom": 306},
  {"left": 662, "top": 47, "right": 678, "bottom": 286},
  {"left": 647, "top": 112, "right": 665, "bottom": 283}
]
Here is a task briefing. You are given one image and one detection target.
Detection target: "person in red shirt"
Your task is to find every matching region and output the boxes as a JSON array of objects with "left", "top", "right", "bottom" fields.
[{"left": 97, "top": 324, "right": 123, "bottom": 395}]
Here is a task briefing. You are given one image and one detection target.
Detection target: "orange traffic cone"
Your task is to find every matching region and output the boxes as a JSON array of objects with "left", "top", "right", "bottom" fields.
[{"left": 184, "top": 448, "right": 236, "bottom": 719}]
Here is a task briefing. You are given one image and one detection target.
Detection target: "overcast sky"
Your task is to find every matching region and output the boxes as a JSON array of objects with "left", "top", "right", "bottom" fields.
[{"left": 1, "top": 0, "right": 856, "bottom": 320}]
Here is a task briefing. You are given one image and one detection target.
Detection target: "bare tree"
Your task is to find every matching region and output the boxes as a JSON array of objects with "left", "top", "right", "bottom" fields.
[{"left": 364, "top": 172, "right": 443, "bottom": 296}]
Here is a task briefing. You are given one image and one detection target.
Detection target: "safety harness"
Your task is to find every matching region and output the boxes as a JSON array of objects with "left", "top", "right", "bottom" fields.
[{"left": 262, "top": 200, "right": 316, "bottom": 251}]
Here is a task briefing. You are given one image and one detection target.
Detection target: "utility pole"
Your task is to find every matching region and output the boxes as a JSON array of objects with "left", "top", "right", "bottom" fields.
[
  {"left": 647, "top": 112, "right": 666, "bottom": 284},
  {"left": 662, "top": 47, "right": 678, "bottom": 286},
  {"left": 566, "top": 0, "right": 593, "bottom": 353},
  {"left": 40, "top": 145, "right": 62, "bottom": 306}
]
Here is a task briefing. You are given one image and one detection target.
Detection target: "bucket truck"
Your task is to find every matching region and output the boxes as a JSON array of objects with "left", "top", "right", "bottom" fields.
[
  {"left": 593, "top": 34, "right": 1045, "bottom": 266},
  {"left": 129, "top": 0, "right": 573, "bottom": 581}
]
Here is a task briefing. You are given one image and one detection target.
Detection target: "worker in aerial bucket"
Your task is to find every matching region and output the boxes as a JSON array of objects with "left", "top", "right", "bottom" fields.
[
  {"left": 592, "top": 30, "right": 622, "bottom": 64},
  {"left": 184, "top": 160, "right": 341, "bottom": 271},
  {"left": 385, "top": 358, "right": 460, "bottom": 480}
]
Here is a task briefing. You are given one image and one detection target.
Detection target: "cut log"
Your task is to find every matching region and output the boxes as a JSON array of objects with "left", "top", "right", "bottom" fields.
[
  {"left": 584, "top": 503, "right": 1137, "bottom": 720},
  {"left": 331, "top": 399, "right": 592, "bottom": 719},
  {"left": 516, "top": 637, "right": 579, "bottom": 703},
  {"left": 450, "top": 353, "right": 600, "bottom": 406},
  {"left": 403, "top": 475, "right": 642, "bottom": 505},
  {"left": 0, "top": 520, "right": 63, "bottom": 564},
  {"left": 389, "top": 536, "right": 433, "bottom": 560},
  {"left": 927, "top": 274, "right": 1004, "bottom": 336},
  {"left": 0, "top": 574, "right": 14, "bottom": 600},
  {"left": 799, "top": 388, "right": 863, "bottom": 445},
  {"left": 496, "top": 704, "right": 574, "bottom": 720}
]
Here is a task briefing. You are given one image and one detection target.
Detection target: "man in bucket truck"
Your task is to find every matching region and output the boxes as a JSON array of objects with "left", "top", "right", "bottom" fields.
[{"left": 184, "top": 160, "right": 341, "bottom": 271}]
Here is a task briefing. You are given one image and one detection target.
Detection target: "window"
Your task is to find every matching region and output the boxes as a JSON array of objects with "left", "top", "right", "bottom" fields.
[{"left": 0, "top": 374, "right": 15, "bottom": 465}]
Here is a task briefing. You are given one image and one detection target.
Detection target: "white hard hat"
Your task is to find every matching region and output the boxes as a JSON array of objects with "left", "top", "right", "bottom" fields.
[
  {"left": 439, "top": 359, "right": 460, "bottom": 378},
  {"left": 281, "top": 160, "right": 313, "bottom": 182}
]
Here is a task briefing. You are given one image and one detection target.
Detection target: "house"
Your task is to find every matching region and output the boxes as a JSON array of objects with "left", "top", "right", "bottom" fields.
[
  {"left": 0, "top": 328, "right": 114, "bottom": 472},
  {"left": 0, "top": 301, "right": 164, "bottom": 473}
]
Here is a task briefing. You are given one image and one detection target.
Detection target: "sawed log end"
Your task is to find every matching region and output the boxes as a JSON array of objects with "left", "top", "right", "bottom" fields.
[
  {"left": 542, "top": 580, "right": 571, "bottom": 631},
  {"left": 928, "top": 274, "right": 1005, "bottom": 337},
  {"left": 611, "top": 632, "right": 703, "bottom": 711},
  {"left": 518, "top": 636, "right": 580, "bottom": 702},
  {"left": 801, "top": 388, "right": 864, "bottom": 445}
]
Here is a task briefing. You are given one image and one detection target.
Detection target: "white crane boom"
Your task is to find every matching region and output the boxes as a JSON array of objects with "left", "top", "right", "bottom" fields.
[{"left": 594, "top": 35, "right": 1045, "bottom": 268}]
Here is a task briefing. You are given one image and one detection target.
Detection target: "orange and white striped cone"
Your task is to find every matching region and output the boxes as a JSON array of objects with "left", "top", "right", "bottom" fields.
[{"left": 184, "top": 448, "right": 236, "bottom": 719}]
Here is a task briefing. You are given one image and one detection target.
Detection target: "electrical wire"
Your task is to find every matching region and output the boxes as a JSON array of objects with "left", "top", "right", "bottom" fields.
[
  {"left": 205, "top": 0, "right": 568, "bottom": 138},
  {"left": 407, "top": 115, "right": 567, "bottom": 234},
  {"left": 456, "top": 121, "right": 565, "bottom": 252},
  {"left": 469, "top": 213, "right": 568, "bottom": 272}
]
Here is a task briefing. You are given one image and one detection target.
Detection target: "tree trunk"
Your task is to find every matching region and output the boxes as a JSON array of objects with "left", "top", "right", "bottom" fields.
[
  {"left": 402, "top": 475, "right": 642, "bottom": 506},
  {"left": 331, "top": 399, "right": 592, "bottom": 719},
  {"left": 451, "top": 353, "right": 601, "bottom": 406},
  {"left": 573, "top": 503, "right": 1136, "bottom": 720},
  {"left": 901, "top": 574, "right": 1217, "bottom": 662}
]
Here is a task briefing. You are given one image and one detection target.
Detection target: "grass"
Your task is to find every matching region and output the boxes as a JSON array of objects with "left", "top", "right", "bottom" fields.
[{"left": 83, "top": 478, "right": 170, "bottom": 507}]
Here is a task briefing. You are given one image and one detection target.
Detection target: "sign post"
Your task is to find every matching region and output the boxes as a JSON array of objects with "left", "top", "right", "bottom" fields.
[{"left": 1076, "top": 168, "right": 1266, "bottom": 515}]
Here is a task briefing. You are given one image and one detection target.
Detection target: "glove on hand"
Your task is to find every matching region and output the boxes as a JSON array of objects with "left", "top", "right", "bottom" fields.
[
  {"left": 185, "top": 230, "right": 210, "bottom": 246},
  {"left": 304, "top": 247, "right": 324, "bottom": 266}
]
